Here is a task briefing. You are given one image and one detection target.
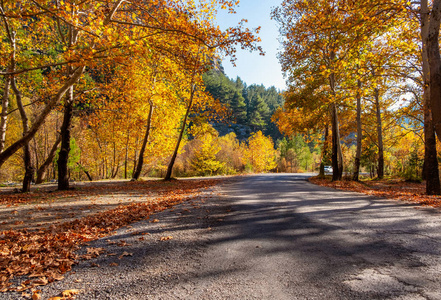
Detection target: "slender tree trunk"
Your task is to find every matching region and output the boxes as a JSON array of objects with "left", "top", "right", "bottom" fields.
[
  {"left": 421, "top": 0, "right": 441, "bottom": 194},
  {"left": 22, "top": 144, "right": 33, "bottom": 191},
  {"left": 111, "top": 141, "right": 120, "bottom": 178},
  {"left": 374, "top": 87, "right": 384, "bottom": 179},
  {"left": 124, "top": 127, "right": 130, "bottom": 179},
  {"left": 336, "top": 114, "right": 343, "bottom": 178},
  {"left": 111, "top": 162, "right": 119, "bottom": 179},
  {"left": 319, "top": 125, "right": 329, "bottom": 177},
  {"left": 8, "top": 19, "right": 34, "bottom": 192},
  {"left": 32, "top": 137, "right": 39, "bottom": 171},
  {"left": 58, "top": 87, "right": 74, "bottom": 190},
  {"left": 0, "top": 5, "right": 13, "bottom": 154},
  {"left": 36, "top": 134, "right": 61, "bottom": 184},
  {"left": 427, "top": 0, "right": 441, "bottom": 139},
  {"left": 132, "top": 149, "right": 138, "bottom": 176},
  {"left": 165, "top": 84, "right": 195, "bottom": 181},
  {"left": 11, "top": 78, "right": 34, "bottom": 192},
  {"left": 0, "top": 77, "right": 10, "bottom": 153},
  {"left": 132, "top": 102, "right": 154, "bottom": 180},
  {"left": 353, "top": 80, "right": 362, "bottom": 181}
]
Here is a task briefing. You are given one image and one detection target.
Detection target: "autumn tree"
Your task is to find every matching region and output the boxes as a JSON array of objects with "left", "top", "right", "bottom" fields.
[
  {"left": 190, "top": 132, "right": 225, "bottom": 176},
  {"left": 0, "top": 0, "right": 262, "bottom": 190},
  {"left": 272, "top": 0, "right": 353, "bottom": 180},
  {"left": 273, "top": 0, "right": 411, "bottom": 182},
  {"left": 243, "top": 131, "right": 277, "bottom": 173}
]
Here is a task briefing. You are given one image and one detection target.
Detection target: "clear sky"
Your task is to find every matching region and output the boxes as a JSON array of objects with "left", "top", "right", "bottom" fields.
[{"left": 215, "top": 0, "right": 286, "bottom": 91}]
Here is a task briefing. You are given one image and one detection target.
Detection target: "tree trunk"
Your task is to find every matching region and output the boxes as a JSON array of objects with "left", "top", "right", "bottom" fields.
[
  {"left": 0, "top": 66, "right": 84, "bottom": 169},
  {"left": 22, "top": 143, "right": 33, "bottom": 192},
  {"left": 0, "top": 77, "right": 11, "bottom": 153},
  {"left": 132, "top": 149, "right": 138, "bottom": 176},
  {"left": 110, "top": 141, "right": 120, "bottom": 178},
  {"left": 76, "top": 162, "right": 93, "bottom": 181},
  {"left": 421, "top": 0, "right": 441, "bottom": 195},
  {"left": 374, "top": 87, "right": 384, "bottom": 179},
  {"left": 58, "top": 87, "right": 74, "bottom": 190},
  {"left": 328, "top": 52, "right": 343, "bottom": 181},
  {"left": 427, "top": 0, "right": 441, "bottom": 140},
  {"left": 32, "top": 137, "right": 39, "bottom": 171},
  {"left": 330, "top": 102, "right": 343, "bottom": 181},
  {"left": 353, "top": 80, "right": 362, "bottom": 181},
  {"left": 422, "top": 113, "right": 439, "bottom": 194},
  {"left": 132, "top": 102, "right": 154, "bottom": 180},
  {"left": 165, "top": 84, "right": 195, "bottom": 181},
  {"left": 124, "top": 127, "right": 130, "bottom": 179},
  {"left": 36, "top": 134, "right": 61, "bottom": 184},
  {"left": 111, "top": 163, "right": 119, "bottom": 179},
  {"left": 11, "top": 77, "right": 34, "bottom": 192},
  {"left": 319, "top": 125, "right": 329, "bottom": 177}
]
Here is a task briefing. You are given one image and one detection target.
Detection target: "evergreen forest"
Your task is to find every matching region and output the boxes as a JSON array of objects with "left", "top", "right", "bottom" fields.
[{"left": 202, "top": 66, "right": 284, "bottom": 142}]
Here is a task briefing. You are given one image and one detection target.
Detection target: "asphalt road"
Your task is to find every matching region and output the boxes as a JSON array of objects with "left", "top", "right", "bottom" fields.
[
  {"left": 16, "top": 174, "right": 441, "bottom": 299},
  {"left": 179, "top": 174, "right": 441, "bottom": 300}
]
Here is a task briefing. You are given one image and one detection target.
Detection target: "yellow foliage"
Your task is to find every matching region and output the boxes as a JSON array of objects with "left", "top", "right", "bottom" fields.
[
  {"left": 243, "top": 131, "right": 277, "bottom": 173},
  {"left": 190, "top": 133, "right": 225, "bottom": 176}
]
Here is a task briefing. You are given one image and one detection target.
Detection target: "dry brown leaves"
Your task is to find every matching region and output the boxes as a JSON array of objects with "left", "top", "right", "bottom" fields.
[
  {"left": 309, "top": 176, "right": 441, "bottom": 208},
  {"left": 0, "top": 178, "right": 223, "bottom": 293}
]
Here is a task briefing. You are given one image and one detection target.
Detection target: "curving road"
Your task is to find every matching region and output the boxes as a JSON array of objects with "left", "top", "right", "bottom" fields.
[{"left": 18, "top": 174, "right": 441, "bottom": 299}]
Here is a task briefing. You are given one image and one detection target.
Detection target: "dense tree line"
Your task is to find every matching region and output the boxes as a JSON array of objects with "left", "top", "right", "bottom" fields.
[
  {"left": 0, "top": 0, "right": 262, "bottom": 191},
  {"left": 272, "top": 0, "right": 441, "bottom": 194},
  {"left": 202, "top": 68, "right": 284, "bottom": 142}
]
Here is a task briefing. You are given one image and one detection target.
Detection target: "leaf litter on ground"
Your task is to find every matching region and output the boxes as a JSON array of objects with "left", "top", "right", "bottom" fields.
[
  {"left": 0, "top": 178, "right": 224, "bottom": 295},
  {"left": 309, "top": 176, "right": 441, "bottom": 208}
]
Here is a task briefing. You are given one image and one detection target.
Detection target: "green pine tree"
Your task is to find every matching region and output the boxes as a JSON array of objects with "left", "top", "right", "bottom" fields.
[
  {"left": 248, "top": 95, "right": 269, "bottom": 132},
  {"left": 230, "top": 91, "right": 247, "bottom": 123}
]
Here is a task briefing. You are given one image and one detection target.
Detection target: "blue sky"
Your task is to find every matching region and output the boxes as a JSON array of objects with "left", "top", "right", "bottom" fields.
[{"left": 215, "top": 0, "right": 285, "bottom": 90}]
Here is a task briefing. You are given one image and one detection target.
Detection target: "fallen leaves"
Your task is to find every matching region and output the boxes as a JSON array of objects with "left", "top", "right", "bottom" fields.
[
  {"left": 0, "top": 178, "right": 222, "bottom": 295},
  {"left": 85, "top": 247, "right": 105, "bottom": 258},
  {"left": 118, "top": 251, "right": 133, "bottom": 259},
  {"left": 116, "top": 240, "right": 132, "bottom": 247},
  {"left": 62, "top": 289, "right": 80, "bottom": 297},
  {"left": 160, "top": 236, "right": 173, "bottom": 241},
  {"left": 32, "top": 290, "right": 41, "bottom": 300},
  {"left": 309, "top": 177, "right": 441, "bottom": 208},
  {"left": 47, "top": 288, "right": 80, "bottom": 300}
]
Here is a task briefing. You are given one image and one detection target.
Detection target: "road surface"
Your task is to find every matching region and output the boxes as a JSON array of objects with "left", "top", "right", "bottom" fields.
[{"left": 20, "top": 174, "right": 441, "bottom": 299}]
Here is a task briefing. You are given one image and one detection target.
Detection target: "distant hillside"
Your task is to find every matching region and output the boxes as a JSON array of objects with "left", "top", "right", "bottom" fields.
[{"left": 202, "top": 68, "right": 284, "bottom": 142}]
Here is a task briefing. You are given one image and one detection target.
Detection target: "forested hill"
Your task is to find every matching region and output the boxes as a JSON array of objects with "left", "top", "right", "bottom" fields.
[{"left": 202, "top": 68, "right": 284, "bottom": 142}]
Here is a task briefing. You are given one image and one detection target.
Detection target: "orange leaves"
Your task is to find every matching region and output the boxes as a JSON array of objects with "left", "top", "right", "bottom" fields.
[
  {"left": 47, "top": 289, "right": 80, "bottom": 300},
  {"left": 0, "top": 0, "right": 262, "bottom": 178},
  {"left": 310, "top": 177, "right": 441, "bottom": 208},
  {"left": 159, "top": 236, "right": 173, "bottom": 241},
  {"left": 0, "top": 178, "right": 222, "bottom": 294},
  {"left": 80, "top": 247, "right": 105, "bottom": 260},
  {"left": 118, "top": 251, "right": 133, "bottom": 259},
  {"left": 62, "top": 289, "right": 80, "bottom": 297},
  {"left": 32, "top": 291, "right": 41, "bottom": 300}
]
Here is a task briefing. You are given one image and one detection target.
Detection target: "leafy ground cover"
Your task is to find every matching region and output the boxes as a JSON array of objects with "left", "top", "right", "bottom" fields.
[
  {"left": 310, "top": 176, "right": 441, "bottom": 208},
  {"left": 0, "top": 178, "right": 225, "bottom": 298}
]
